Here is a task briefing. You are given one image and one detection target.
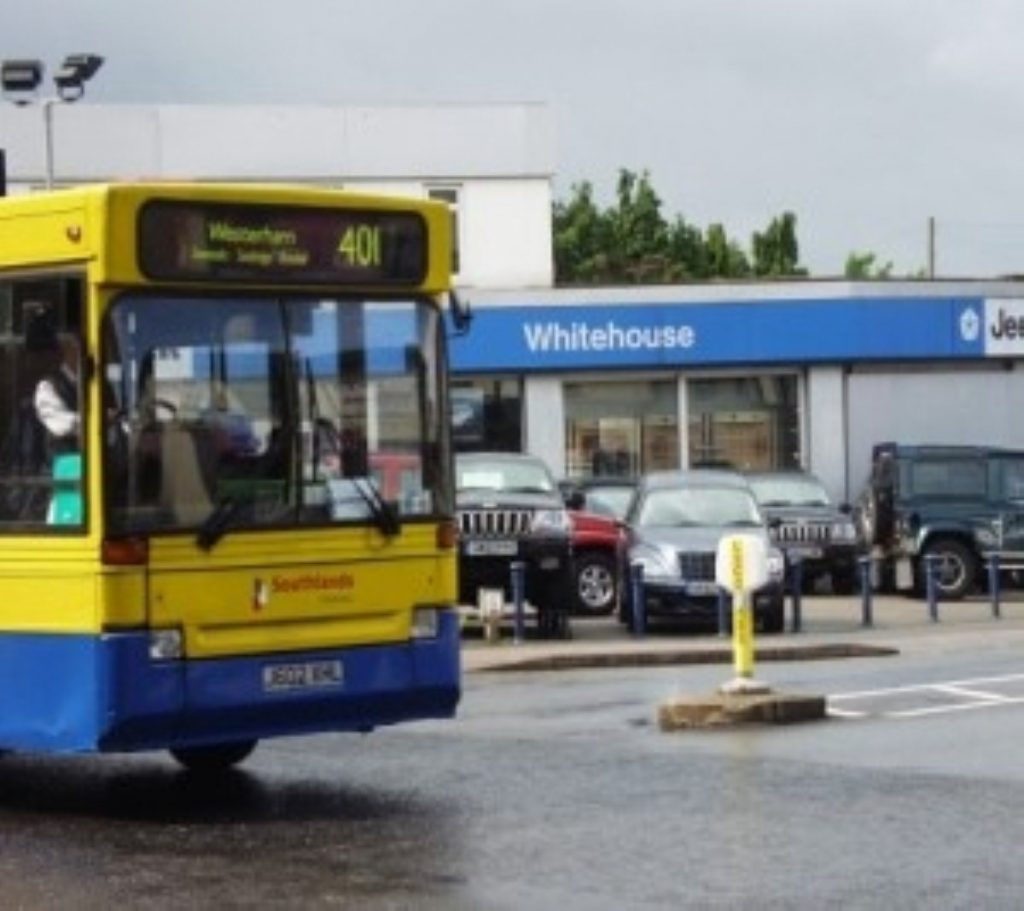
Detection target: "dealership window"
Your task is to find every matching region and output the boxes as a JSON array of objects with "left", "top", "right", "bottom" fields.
[
  {"left": 687, "top": 375, "right": 799, "bottom": 470},
  {"left": 427, "top": 186, "right": 460, "bottom": 275},
  {"left": 564, "top": 380, "right": 679, "bottom": 479},
  {"left": 451, "top": 376, "right": 522, "bottom": 452}
]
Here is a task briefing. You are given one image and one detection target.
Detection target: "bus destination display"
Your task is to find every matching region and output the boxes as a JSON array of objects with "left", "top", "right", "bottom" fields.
[{"left": 138, "top": 201, "right": 428, "bottom": 285}]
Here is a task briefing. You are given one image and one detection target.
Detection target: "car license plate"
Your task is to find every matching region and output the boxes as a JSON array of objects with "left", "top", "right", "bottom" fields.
[
  {"left": 788, "top": 546, "right": 822, "bottom": 560},
  {"left": 466, "top": 539, "right": 518, "bottom": 557},
  {"left": 262, "top": 660, "right": 343, "bottom": 692},
  {"left": 685, "top": 580, "right": 719, "bottom": 596}
]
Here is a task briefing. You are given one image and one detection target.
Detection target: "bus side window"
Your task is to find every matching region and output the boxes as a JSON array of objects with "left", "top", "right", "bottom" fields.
[{"left": 0, "top": 280, "right": 77, "bottom": 524}]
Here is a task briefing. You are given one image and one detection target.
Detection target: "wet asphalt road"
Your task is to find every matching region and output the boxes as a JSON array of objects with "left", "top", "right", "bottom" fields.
[{"left": 2, "top": 643, "right": 1024, "bottom": 909}]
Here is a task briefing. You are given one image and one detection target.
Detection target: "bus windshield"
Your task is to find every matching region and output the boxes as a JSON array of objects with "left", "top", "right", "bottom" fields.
[{"left": 104, "top": 293, "right": 449, "bottom": 537}]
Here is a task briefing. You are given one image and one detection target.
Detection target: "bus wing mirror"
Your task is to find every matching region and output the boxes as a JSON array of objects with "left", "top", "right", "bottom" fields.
[{"left": 448, "top": 290, "right": 472, "bottom": 335}]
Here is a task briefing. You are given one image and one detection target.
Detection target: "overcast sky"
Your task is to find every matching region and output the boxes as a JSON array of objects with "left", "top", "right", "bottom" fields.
[{"left": 5, "top": 0, "right": 1024, "bottom": 277}]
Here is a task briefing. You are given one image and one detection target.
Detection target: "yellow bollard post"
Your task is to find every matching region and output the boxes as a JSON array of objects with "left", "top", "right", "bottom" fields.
[
  {"left": 719, "top": 534, "right": 769, "bottom": 696},
  {"left": 732, "top": 592, "right": 755, "bottom": 680},
  {"left": 729, "top": 539, "right": 754, "bottom": 680}
]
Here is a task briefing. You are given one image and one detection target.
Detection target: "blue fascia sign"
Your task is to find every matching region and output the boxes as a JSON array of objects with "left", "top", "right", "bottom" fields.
[{"left": 449, "top": 295, "right": 992, "bottom": 373}]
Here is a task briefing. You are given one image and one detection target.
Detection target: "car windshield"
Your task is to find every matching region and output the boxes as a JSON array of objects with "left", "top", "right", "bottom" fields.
[
  {"left": 749, "top": 475, "right": 830, "bottom": 507},
  {"left": 636, "top": 486, "right": 762, "bottom": 527},
  {"left": 584, "top": 486, "right": 634, "bottom": 520},
  {"left": 456, "top": 457, "right": 555, "bottom": 493}
]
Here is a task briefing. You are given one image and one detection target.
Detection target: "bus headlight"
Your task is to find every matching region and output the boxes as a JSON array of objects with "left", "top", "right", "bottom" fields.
[
  {"left": 149, "top": 628, "right": 183, "bottom": 661},
  {"left": 412, "top": 607, "right": 440, "bottom": 639}
]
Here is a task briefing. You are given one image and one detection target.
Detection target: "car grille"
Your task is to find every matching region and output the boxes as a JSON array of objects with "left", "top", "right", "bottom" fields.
[
  {"left": 677, "top": 551, "right": 716, "bottom": 581},
  {"left": 774, "top": 522, "right": 831, "bottom": 544},
  {"left": 458, "top": 509, "right": 534, "bottom": 537}
]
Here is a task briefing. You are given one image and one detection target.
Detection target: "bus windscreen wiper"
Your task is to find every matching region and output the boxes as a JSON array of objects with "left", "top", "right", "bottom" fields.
[
  {"left": 196, "top": 495, "right": 253, "bottom": 551},
  {"left": 352, "top": 478, "right": 401, "bottom": 537}
]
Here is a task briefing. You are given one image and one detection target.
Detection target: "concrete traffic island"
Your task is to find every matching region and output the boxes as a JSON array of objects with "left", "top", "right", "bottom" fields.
[
  {"left": 656, "top": 534, "right": 829, "bottom": 730},
  {"left": 658, "top": 683, "right": 828, "bottom": 730}
]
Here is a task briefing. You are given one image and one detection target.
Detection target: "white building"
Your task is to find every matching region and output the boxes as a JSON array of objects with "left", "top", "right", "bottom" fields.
[{"left": 0, "top": 101, "right": 556, "bottom": 289}]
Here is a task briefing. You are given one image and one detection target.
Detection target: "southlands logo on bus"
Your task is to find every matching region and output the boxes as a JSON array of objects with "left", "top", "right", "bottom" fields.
[{"left": 271, "top": 573, "right": 356, "bottom": 594}]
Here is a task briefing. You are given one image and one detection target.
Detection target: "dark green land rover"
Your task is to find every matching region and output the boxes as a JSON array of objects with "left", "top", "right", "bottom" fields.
[{"left": 856, "top": 443, "right": 1024, "bottom": 599}]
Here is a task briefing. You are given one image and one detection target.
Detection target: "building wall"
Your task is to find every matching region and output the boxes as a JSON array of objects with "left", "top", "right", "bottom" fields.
[
  {"left": 458, "top": 180, "right": 553, "bottom": 288},
  {"left": 806, "top": 367, "right": 848, "bottom": 500},
  {"left": 845, "top": 363, "right": 1024, "bottom": 493},
  {"left": 0, "top": 102, "right": 556, "bottom": 289},
  {"left": 523, "top": 377, "right": 565, "bottom": 470}
]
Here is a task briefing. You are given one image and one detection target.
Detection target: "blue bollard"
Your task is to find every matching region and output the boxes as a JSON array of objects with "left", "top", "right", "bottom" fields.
[
  {"left": 789, "top": 556, "right": 803, "bottom": 634},
  {"left": 630, "top": 562, "right": 646, "bottom": 637},
  {"left": 510, "top": 560, "right": 526, "bottom": 644},
  {"left": 858, "top": 555, "right": 873, "bottom": 628},
  {"left": 988, "top": 553, "right": 1001, "bottom": 620},
  {"left": 717, "top": 587, "right": 729, "bottom": 637},
  {"left": 924, "top": 553, "right": 940, "bottom": 622}
]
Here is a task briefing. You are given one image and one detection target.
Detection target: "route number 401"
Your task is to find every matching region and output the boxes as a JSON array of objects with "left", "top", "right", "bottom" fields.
[{"left": 337, "top": 224, "right": 382, "bottom": 267}]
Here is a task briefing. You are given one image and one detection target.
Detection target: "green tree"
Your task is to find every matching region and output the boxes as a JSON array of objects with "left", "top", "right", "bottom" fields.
[
  {"left": 552, "top": 168, "right": 802, "bottom": 284},
  {"left": 552, "top": 180, "right": 616, "bottom": 283},
  {"left": 844, "top": 251, "right": 893, "bottom": 279},
  {"left": 752, "top": 212, "right": 807, "bottom": 277},
  {"left": 704, "top": 223, "right": 751, "bottom": 278}
]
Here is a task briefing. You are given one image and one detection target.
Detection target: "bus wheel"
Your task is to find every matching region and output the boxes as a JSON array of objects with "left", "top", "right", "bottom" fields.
[{"left": 170, "top": 740, "right": 257, "bottom": 773}]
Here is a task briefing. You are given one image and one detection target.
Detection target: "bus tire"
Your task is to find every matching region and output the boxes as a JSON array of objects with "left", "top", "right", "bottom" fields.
[{"left": 170, "top": 740, "right": 257, "bottom": 773}]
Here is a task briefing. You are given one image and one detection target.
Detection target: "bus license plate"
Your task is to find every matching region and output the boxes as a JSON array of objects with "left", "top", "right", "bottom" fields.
[{"left": 262, "top": 660, "right": 343, "bottom": 692}]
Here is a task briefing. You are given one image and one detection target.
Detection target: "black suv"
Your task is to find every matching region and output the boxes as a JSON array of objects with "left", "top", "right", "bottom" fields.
[
  {"left": 455, "top": 452, "right": 573, "bottom": 638},
  {"left": 746, "top": 470, "right": 862, "bottom": 595},
  {"left": 855, "top": 442, "right": 1024, "bottom": 599}
]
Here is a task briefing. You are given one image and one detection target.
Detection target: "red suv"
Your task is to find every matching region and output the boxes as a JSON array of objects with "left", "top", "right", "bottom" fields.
[{"left": 562, "top": 478, "right": 635, "bottom": 615}]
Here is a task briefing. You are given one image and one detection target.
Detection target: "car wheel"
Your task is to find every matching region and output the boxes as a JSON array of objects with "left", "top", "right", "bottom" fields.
[
  {"left": 574, "top": 552, "right": 618, "bottom": 615},
  {"left": 170, "top": 740, "right": 257, "bottom": 773},
  {"left": 918, "top": 538, "right": 977, "bottom": 601}
]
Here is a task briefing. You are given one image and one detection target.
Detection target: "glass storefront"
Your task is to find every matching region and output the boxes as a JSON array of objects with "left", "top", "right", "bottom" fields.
[
  {"left": 451, "top": 376, "right": 522, "bottom": 452},
  {"left": 564, "top": 380, "right": 679, "bottom": 479},
  {"left": 687, "top": 375, "right": 799, "bottom": 470}
]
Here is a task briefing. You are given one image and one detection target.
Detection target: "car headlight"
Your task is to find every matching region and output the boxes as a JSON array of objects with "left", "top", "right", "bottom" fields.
[
  {"left": 531, "top": 508, "right": 571, "bottom": 536},
  {"left": 975, "top": 527, "right": 999, "bottom": 548},
  {"left": 831, "top": 520, "right": 858, "bottom": 543},
  {"left": 629, "top": 545, "right": 678, "bottom": 582},
  {"left": 766, "top": 547, "right": 786, "bottom": 583}
]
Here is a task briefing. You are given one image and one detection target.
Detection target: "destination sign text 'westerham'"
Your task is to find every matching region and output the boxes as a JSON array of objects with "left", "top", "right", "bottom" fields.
[{"left": 138, "top": 201, "right": 428, "bottom": 285}]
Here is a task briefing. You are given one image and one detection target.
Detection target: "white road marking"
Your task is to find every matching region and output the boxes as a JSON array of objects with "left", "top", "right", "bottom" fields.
[{"left": 828, "top": 672, "right": 1024, "bottom": 720}]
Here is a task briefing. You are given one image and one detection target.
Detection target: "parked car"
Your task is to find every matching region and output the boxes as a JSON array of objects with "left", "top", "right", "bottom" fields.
[
  {"left": 855, "top": 442, "right": 1024, "bottom": 599},
  {"left": 746, "top": 470, "right": 861, "bottom": 594},
  {"left": 620, "top": 470, "right": 786, "bottom": 632},
  {"left": 563, "top": 510, "right": 622, "bottom": 615},
  {"left": 561, "top": 476, "right": 637, "bottom": 522},
  {"left": 455, "top": 452, "right": 573, "bottom": 637},
  {"left": 560, "top": 477, "right": 635, "bottom": 615}
]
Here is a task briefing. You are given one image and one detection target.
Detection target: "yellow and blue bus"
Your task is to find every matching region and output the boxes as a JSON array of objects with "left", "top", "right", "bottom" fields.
[{"left": 0, "top": 182, "right": 467, "bottom": 771}]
